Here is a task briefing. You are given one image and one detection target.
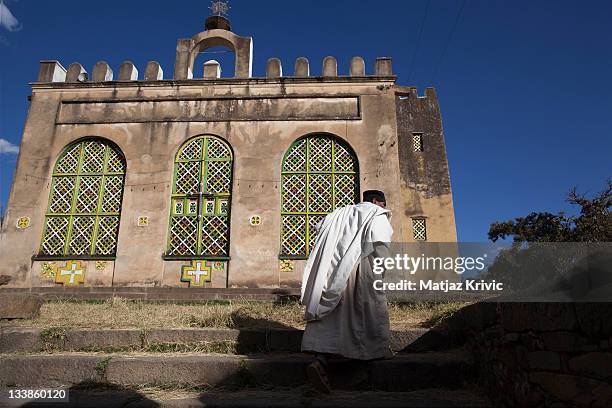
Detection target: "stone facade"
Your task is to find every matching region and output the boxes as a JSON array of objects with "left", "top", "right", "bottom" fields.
[{"left": 0, "top": 16, "right": 456, "bottom": 289}]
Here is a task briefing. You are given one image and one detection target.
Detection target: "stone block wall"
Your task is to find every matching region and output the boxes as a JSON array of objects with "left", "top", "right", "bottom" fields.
[{"left": 458, "top": 303, "right": 612, "bottom": 407}]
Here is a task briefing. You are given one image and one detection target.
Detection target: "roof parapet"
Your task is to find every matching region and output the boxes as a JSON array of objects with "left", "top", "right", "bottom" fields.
[
  {"left": 394, "top": 86, "right": 438, "bottom": 100},
  {"left": 266, "top": 58, "right": 282, "bottom": 78},
  {"left": 294, "top": 57, "right": 310, "bottom": 77},
  {"left": 65, "top": 63, "right": 87, "bottom": 83},
  {"left": 35, "top": 55, "right": 395, "bottom": 85},
  {"left": 350, "top": 57, "right": 365, "bottom": 76},
  {"left": 203, "top": 60, "right": 221, "bottom": 79},
  {"left": 322, "top": 56, "right": 338, "bottom": 77},
  {"left": 375, "top": 57, "right": 393, "bottom": 76},
  {"left": 38, "top": 60, "right": 66, "bottom": 82},
  {"left": 92, "top": 61, "right": 113, "bottom": 82},
  {"left": 118, "top": 61, "right": 138, "bottom": 81},
  {"left": 144, "top": 61, "right": 164, "bottom": 81}
]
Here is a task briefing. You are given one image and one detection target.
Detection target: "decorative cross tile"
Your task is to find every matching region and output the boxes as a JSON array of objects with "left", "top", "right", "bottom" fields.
[
  {"left": 40, "top": 262, "right": 57, "bottom": 280},
  {"left": 16, "top": 216, "right": 31, "bottom": 229},
  {"left": 280, "top": 259, "right": 294, "bottom": 273},
  {"left": 181, "top": 260, "right": 213, "bottom": 287},
  {"left": 55, "top": 260, "right": 85, "bottom": 286},
  {"left": 137, "top": 216, "right": 149, "bottom": 227}
]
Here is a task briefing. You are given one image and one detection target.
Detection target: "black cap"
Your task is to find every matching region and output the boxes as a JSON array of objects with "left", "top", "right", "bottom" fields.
[
  {"left": 205, "top": 15, "right": 231, "bottom": 31},
  {"left": 363, "top": 190, "right": 386, "bottom": 203}
]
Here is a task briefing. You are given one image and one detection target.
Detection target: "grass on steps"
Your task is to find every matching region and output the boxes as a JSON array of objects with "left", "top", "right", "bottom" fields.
[{"left": 1, "top": 297, "right": 468, "bottom": 331}]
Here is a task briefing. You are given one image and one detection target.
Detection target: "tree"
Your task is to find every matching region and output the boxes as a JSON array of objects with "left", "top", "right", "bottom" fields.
[
  {"left": 484, "top": 180, "right": 612, "bottom": 298},
  {"left": 488, "top": 180, "right": 611, "bottom": 243}
]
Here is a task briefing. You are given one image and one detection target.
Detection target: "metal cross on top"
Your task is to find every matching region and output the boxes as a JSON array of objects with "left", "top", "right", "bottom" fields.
[{"left": 210, "top": 1, "right": 230, "bottom": 17}]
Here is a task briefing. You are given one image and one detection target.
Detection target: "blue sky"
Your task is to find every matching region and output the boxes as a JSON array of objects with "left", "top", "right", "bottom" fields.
[{"left": 0, "top": 0, "right": 610, "bottom": 241}]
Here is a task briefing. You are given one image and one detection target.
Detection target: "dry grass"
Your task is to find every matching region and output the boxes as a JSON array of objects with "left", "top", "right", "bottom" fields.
[
  {"left": 0, "top": 298, "right": 305, "bottom": 330},
  {"left": 0, "top": 298, "right": 468, "bottom": 331},
  {"left": 387, "top": 302, "right": 467, "bottom": 330},
  {"left": 135, "top": 386, "right": 203, "bottom": 402}
]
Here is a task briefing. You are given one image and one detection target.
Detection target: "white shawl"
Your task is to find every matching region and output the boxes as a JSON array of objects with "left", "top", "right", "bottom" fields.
[{"left": 300, "top": 202, "right": 393, "bottom": 321}]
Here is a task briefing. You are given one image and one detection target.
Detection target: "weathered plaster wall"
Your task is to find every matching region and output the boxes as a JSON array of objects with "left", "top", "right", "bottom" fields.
[
  {"left": 395, "top": 86, "right": 457, "bottom": 243},
  {"left": 0, "top": 78, "right": 410, "bottom": 288}
]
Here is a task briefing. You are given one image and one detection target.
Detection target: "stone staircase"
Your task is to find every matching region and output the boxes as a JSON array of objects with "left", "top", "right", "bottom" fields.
[
  {"left": 0, "top": 287, "right": 302, "bottom": 302},
  {"left": 0, "top": 327, "right": 430, "bottom": 354},
  {"left": 0, "top": 326, "right": 491, "bottom": 407}
]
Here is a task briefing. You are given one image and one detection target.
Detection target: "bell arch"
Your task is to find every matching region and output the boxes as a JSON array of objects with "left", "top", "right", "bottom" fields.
[
  {"left": 174, "top": 29, "right": 253, "bottom": 79},
  {"left": 280, "top": 134, "right": 360, "bottom": 258}
]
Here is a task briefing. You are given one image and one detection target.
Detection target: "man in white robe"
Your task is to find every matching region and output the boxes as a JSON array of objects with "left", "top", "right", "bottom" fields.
[{"left": 300, "top": 190, "right": 393, "bottom": 393}]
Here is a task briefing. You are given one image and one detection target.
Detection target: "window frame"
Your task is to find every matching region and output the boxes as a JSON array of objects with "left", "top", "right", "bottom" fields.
[
  {"left": 279, "top": 134, "right": 359, "bottom": 259},
  {"left": 412, "top": 132, "right": 424, "bottom": 152},
  {"left": 164, "top": 134, "right": 233, "bottom": 260},
  {"left": 36, "top": 138, "right": 126, "bottom": 260},
  {"left": 412, "top": 217, "right": 428, "bottom": 241}
]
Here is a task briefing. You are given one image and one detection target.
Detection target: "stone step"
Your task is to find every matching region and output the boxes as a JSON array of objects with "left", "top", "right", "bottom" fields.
[
  {"left": 0, "top": 327, "right": 429, "bottom": 354},
  {"left": 0, "top": 287, "right": 301, "bottom": 302},
  {"left": 0, "top": 351, "right": 475, "bottom": 392},
  {"left": 1, "top": 387, "right": 491, "bottom": 407},
  {"left": 140, "top": 389, "right": 491, "bottom": 408},
  {"left": 134, "top": 389, "right": 492, "bottom": 408},
  {"left": 0, "top": 287, "right": 492, "bottom": 303}
]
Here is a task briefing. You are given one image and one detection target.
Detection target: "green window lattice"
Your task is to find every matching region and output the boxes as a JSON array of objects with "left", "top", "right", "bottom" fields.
[
  {"left": 167, "top": 135, "right": 233, "bottom": 257},
  {"left": 280, "top": 135, "right": 359, "bottom": 258},
  {"left": 39, "top": 139, "right": 126, "bottom": 257}
]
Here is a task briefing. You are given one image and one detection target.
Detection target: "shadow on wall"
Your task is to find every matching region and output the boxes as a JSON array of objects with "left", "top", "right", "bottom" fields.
[
  {"left": 403, "top": 298, "right": 612, "bottom": 406},
  {"left": 230, "top": 299, "right": 303, "bottom": 354}
]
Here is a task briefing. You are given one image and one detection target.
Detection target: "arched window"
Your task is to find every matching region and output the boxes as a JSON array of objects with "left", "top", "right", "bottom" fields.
[
  {"left": 39, "top": 139, "right": 126, "bottom": 257},
  {"left": 166, "top": 135, "right": 233, "bottom": 258},
  {"left": 280, "top": 135, "right": 359, "bottom": 258}
]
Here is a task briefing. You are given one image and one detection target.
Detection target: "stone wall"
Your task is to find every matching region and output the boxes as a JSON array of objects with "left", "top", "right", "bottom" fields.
[
  {"left": 432, "top": 302, "right": 612, "bottom": 407},
  {"left": 394, "top": 86, "right": 457, "bottom": 243}
]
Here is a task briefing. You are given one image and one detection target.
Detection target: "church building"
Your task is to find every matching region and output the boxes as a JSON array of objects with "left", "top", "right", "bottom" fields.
[{"left": 0, "top": 7, "right": 457, "bottom": 289}]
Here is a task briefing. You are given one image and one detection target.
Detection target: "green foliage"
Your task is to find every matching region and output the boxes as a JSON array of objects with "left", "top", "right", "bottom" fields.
[
  {"left": 485, "top": 180, "right": 612, "bottom": 295},
  {"left": 489, "top": 180, "right": 611, "bottom": 243},
  {"left": 95, "top": 356, "right": 113, "bottom": 378},
  {"left": 40, "top": 326, "right": 67, "bottom": 341},
  {"left": 144, "top": 341, "right": 238, "bottom": 354},
  {"left": 40, "top": 326, "right": 68, "bottom": 351}
]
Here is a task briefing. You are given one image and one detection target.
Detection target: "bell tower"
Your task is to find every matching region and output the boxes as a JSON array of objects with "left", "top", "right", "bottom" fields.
[{"left": 173, "top": 0, "right": 253, "bottom": 79}]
